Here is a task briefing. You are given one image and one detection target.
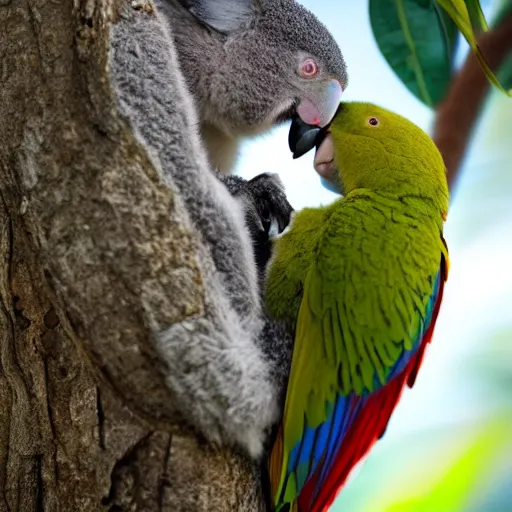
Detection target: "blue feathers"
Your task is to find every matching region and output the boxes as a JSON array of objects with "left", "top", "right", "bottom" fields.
[
  {"left": 284, "top": 265, "right": 443, "bottom": 505},
  {"left": 386, "top": 268, "right": 441, "bottom": 383},
  {"left": 286, "top": 393, "right": 362, "bottom": 502}
]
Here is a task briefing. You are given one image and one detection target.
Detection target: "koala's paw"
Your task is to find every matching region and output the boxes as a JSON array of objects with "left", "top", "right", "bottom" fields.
[
  {"left": 242, "top": 173, "right": 294, "bottom": 275},
  {"left": 272, "top": 210, "right": 296, "bottom": 240},
  {"left": 217, "top": 171, "right": 294, "bottom": 275},
  {"left": 246, "top": 173, "right": 294, "bottom": 237}
]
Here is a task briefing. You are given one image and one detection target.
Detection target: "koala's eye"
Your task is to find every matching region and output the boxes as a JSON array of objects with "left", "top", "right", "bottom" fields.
[
  {"left": 367, "top": 117, "right": 380, "bottom": 127},
  {"left": 300, "top": 59, "right": 319, "bottom": 78}
]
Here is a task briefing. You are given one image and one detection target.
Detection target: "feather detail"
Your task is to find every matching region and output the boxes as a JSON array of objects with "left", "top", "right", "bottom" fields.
[
  {"left": 270, "top": 237, "right": 449, "bottom": 512},
  {"left": 310, "top": 250, "right": 448, "bottom": 512}
]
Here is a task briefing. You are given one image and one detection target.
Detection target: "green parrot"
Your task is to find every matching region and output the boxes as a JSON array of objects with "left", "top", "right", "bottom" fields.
[{"left": 265, "top": 102, "right": 450, "bottom": 512}]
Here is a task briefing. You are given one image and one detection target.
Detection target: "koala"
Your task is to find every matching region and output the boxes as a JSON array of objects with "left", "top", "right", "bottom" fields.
[
  {"left": 159, "top": 0, "right": 349, "bottom": 173},
  {"left": 108, "top": 0, "right": 344, "bottom": 459},
  {"left": 218, "top": 172, "right": 294, "bottom": 279}
]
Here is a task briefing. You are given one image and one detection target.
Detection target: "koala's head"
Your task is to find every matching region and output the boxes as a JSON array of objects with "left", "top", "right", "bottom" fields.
[{"left": 174, "top": 0, "right": 348, "bottom": 138}]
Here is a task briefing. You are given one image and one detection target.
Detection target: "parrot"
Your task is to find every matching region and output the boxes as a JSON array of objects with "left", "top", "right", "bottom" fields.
[
  {"left": 265, "top": 102, "right": 450, "bottom": 512},
  {"left": 160, "top": 0, "right": 348, "bottom": 173}
]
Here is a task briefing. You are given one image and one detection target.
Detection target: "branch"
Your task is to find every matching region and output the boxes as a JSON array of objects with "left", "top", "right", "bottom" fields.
[{"left": 433, "top": 15, "right": 512, "bottom": 189}]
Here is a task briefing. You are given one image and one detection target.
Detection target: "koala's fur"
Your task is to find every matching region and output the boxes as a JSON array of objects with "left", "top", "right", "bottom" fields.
[
  {"left": 159, "top": 0, "right": 348, "bottom": 173},
  {"left": 219, "top": 172, "right": 293, "bottom": 279},
  {"left": 107, "top": 0, "right": 346, "bottom": 461},
  {"left": 109, "top": 3, "right": 295, "bottom": 459}
]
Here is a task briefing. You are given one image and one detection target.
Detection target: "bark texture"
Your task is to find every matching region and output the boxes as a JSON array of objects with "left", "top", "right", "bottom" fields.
[
  {"left": 0, "top": 0, "right": 264, "bottom": 510},
  {"left": 433, "top": 14, "right": 512, "bottom": 188}
]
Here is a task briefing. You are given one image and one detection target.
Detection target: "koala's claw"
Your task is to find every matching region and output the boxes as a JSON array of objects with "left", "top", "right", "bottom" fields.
[{"left": 218, "top": 172, "right": 294, "bottom": 276}]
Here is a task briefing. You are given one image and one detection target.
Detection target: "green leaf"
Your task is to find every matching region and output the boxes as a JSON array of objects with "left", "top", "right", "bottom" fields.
[
  {"left": 436, "top": 0, "right": 512, "bottom": 96},
  {"left": 436, "top": 2, "right": 461, "bottom": 63},
  {"left": 497, "top": 51, "right": 512, "bottom": 91},
  {"left": 465, "top": 0, "right": 489, "bottom": 31},
  {"left": 369, "top": 0, "right": 458, "bottom": 107}
]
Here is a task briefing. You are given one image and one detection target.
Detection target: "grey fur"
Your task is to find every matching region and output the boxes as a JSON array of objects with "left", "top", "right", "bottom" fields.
[
  {"left": 219, "top": 172, "right": 294, "bottom": 278},
  {"left": 107, "top": 0, "right": 344, "bottom": 460},
  {"left": 109, "top": 5, "right": 279, "bottom": 457},
  {"left": 160, "top": 0, "right": 348, "bottom": 172},
  {"left": 185, "top": 0, "right": 256, "bottom": 34}
]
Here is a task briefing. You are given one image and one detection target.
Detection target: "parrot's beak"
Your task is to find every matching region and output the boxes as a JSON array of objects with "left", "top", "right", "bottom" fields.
[
  {"left": 314, "top": 132, "right": 343, "bottom": 194},
  {"left": 313, "top": 133, "right": 336, "bottom": 181},
  {"left": 288, "top": 116, "right": 344, "bottom": 194}
]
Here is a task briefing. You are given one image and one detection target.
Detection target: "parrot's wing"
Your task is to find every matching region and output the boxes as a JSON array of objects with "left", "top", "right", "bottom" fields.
[{"left": 270, "top": 238, "right": 449, "bottom": 512}]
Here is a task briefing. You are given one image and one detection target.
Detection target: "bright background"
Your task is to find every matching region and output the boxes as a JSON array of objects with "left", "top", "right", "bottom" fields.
[{"left": 235, "top": 1, "right": 512, "bottom": 510}]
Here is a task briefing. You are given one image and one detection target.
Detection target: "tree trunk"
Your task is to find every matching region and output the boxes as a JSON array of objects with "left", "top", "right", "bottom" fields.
[
  {"left": 433, "top": 14, "right": 512, "bottom": 188},
  {"left": 0, "top": 0, "right": 265, "bottom": 509}
]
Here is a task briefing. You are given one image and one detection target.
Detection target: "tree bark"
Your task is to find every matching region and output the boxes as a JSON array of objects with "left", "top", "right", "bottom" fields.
[
  {"left": 433, "top": 14, "right": 512, "bottom": 189},
  {"left": 0, "top": 0, "right": 264, "bottom": 510}
]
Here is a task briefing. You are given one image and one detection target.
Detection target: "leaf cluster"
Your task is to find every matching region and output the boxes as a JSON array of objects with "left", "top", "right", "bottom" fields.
[{"left": 369, "top": 0, "right": 512, "bottom": 107}]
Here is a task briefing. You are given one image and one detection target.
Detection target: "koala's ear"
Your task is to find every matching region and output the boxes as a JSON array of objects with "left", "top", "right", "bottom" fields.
[{"left": 180, "top": 0, "right": 259, "bottom": 34}]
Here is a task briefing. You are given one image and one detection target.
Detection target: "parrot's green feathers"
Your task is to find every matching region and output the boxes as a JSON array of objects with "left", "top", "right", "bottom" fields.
[
  {"left": 266, "top": 102, "right": 450, "bottom": 512},
  {"left": 277, "top": 195, "right": 442, "bottom": 399},
  {"left": 265, "top": 205, "right": 336, "bottom": 322},
  {"left": 323, "top": 102, "right": 449, "bottom": 219}
]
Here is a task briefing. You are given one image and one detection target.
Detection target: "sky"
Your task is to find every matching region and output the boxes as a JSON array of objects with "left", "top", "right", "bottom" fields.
[{"left": 236, "top": 1, "right": 512, "bottom": 510}]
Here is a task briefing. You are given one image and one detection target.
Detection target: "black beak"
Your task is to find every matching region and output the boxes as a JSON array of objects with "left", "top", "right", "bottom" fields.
[
  {"left": 288, "top": 115, "right": 324, "bottom": 159},
  {"left": 288, "top": 104, "right": 343, "bottom": 159}
]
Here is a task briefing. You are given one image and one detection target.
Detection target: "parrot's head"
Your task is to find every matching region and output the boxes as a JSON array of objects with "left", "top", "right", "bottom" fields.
[{"left": 290, "top": 102, "right": 449, "bottom": 214}]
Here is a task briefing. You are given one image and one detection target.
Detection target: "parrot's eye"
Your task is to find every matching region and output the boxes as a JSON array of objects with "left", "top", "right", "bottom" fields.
[
  {"left": 368, "top": 117, "right": 380, "bottom": 127},
  {"left": 300, "top": 59, "right": 319, "bottom": 78}
]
